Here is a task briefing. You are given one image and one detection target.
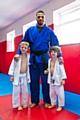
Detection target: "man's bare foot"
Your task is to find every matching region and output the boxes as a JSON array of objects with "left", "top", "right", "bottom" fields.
[
  {"left": 44, "top": 103, "right": 51, "bottom": 108},
  {"left": 29, "top": 103, "right": 38, "bottom": 108},
  {"left": 47, "top": 105, "right": 56, "bottom": 109}
]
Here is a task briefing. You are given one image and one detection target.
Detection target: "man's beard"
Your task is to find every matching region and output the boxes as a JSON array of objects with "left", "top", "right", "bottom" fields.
[{"left": 38, "top": 21, "right": 43, "bottom": 26}]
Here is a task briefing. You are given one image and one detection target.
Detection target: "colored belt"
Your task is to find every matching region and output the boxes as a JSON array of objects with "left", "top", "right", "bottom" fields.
[{"left": 31, "top": 50, "right": 47, "bottom": 70}]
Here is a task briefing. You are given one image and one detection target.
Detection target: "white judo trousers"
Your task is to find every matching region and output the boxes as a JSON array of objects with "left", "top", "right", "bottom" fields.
[
  {"left": 50, "top": 85, "right": 65, "bottom": 106},
  {"left": 12, "top": 73, "right": 28, "bottom": 108}
]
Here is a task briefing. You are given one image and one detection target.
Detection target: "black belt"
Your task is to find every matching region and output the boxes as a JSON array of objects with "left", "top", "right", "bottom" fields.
[{"left": 31, "top": 50, "right": 47, "bottom": 70}]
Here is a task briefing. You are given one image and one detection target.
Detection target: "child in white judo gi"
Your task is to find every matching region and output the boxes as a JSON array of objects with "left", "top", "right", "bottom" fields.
[
  {"left": 8, "top": 41, "right": 30, "bottom": 110},
  {"left": 47, "top": 46, "right": 67, "bottom": 111}
]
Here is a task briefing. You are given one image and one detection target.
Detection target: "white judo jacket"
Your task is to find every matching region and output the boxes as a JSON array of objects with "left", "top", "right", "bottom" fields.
[
  {"left": 8, "top": 53, "right": 30, "bottom": 85},
  {"left": 47, "top": 58, "right": 67, "bottom": 85}
]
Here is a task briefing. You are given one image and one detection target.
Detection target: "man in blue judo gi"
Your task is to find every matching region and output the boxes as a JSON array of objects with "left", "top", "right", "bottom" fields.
[{"left": 14, "top": 10, "right": 62, "bottom": 108}]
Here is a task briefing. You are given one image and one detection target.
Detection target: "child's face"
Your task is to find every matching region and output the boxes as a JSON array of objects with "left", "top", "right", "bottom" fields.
[
  {"left": 51, "top": 50, "right": 57, "bottom": 58},
  {"left": 20, "top": 44, "right": 28, "bottom": 54}
]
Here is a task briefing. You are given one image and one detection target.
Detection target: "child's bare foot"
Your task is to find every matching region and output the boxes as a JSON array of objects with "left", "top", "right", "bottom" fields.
[
  {"left": 56, "top": 106, "right": 62, "bottom": 111},
  {"left": 18, "top": 106, "right": 23, "bottom": 110},
  {"left": 23, "top": 105, "right": 28, "bottom": 108}
]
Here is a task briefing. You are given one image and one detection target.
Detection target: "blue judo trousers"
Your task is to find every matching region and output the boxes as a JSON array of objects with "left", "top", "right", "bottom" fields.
[{"left": 17, "top": 24, "right": 61, "bottom": 104}]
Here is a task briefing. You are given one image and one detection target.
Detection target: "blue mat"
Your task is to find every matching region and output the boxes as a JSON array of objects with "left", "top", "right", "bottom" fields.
[
  {"left": 0, "top": 73, "right": 30, "bottom": 96},
  {"left": 64, "top": 91, "right": 80, "bottom": 115},
  {"left": 0, "top": 73, "right": 80, "bottom": 115},
  {"left": 0, "top": 73, "right": 12, "bottom": 96}
]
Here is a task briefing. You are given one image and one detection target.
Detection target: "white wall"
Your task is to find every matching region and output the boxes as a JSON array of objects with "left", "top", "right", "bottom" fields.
[{"left": 0, "top": 0, "right": 75, "bottom": 42}]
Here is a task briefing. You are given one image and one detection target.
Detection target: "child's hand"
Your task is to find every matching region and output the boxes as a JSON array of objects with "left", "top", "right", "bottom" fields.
[
  {"left": 44, "top": 70, "right": 48, "bottom": 74},
  {"left": 58, "top": 57, "right": 64, "bottom": 65},
  {"left": 61, "top": 80, "right": 65, "bottom": 85},
  {"left": 10, "top": 76, "right": 14, "bottom": 82}
]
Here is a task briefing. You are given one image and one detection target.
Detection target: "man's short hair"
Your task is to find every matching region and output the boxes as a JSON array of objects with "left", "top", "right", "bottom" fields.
[{"left": 36, "top": 10, "right": 45, "bottom": 16}]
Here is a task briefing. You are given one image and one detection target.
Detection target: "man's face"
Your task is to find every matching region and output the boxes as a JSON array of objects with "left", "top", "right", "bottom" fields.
[{"left": 36, "top": 13, "right": 45, "bottom": 26}]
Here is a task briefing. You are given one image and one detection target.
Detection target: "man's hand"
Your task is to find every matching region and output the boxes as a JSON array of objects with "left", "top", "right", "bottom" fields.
[
  {"left": 14, "top": 54, "right": 20, "bottom": 61},
  {"left": 58, "top": 57, "right": 64, "bottom": 64}
]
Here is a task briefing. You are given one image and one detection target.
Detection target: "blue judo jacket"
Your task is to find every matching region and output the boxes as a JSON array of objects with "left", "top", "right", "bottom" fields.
[{"left": 17, "top": 24, "right": 61, "bottom": 64}]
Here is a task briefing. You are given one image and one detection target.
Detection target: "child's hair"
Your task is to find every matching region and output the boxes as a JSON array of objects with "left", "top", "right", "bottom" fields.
[
  {"left": 50, "top": 46, "right": 60, "bottom": 56},
  {"left": 20, "top": 41, "right": 29, "bottom": 46}
]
